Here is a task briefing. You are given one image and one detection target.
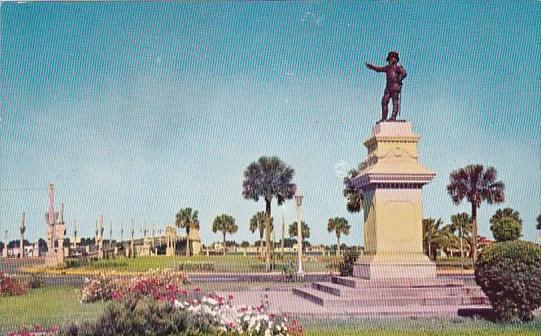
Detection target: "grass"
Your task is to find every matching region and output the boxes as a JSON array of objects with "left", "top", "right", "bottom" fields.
[
  {"left": 44, "top": 255, "right": 339, "bottom": 274},
  {"left": 1, "top": 287, "right": 540, "bottom": 335},
  {"left": 303, "top": 318, "right": 541, "bottom": 335},
  {"left": 0, "top": 287, "right": 106, "bottom": 334}
]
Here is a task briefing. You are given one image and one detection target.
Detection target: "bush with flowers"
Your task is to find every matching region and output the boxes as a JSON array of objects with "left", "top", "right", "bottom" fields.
[
  {"left": 175, "top": 292, "right": 302, "bottom": 336},
  {"left": 80, "top": 269, "right": 189, "bottom": 303},
  {"left": 0, "top": 272, "right": 28, "bottom": 296}
]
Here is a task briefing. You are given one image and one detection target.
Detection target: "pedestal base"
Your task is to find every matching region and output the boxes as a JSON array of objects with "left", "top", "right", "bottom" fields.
[{"left": 353, "top": 255, "right": 436, "bottom": 279}]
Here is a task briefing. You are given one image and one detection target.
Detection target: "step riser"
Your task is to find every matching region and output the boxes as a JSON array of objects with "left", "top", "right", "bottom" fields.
[
  {"left": 312, "top": 282, "right": 470, "bottom": 297},
  {"left": 293, "top": 288, "right": 488, "bottom": 307},
  {"left": 331, "top": 277, "right": 463, "bottom": 289}
]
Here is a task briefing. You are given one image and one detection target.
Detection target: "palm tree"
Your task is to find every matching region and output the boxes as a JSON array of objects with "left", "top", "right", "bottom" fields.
[
  {"left": 249, "top": 212, "right": 273, "bottom": 258},
  {"left": 212, "top": 214, "right": 238, "bottom": 253},
  {"left": 490, "top": 207, "right": 522, "bottom": 229},
  {"left": 327, "top": 217, "right": 351, "bottom": 256},
  {"left": 450, "top": 212, "right": 473, "bottom": 259},
  {"left": 447, "top": 164, "right": 505, "bottom": 262},
  {"left": 422, "top": 218, "right": 445, "bottom": 259},
  {"left": 343, "top": 169, "right": 363, "bottom": 213},
  {"left": 176, "top": 208, "right": 199, "bottom": 257},
  {"left": 242, "top": 156, "right": 296, "bottom": 272},
  {"left": 289, "top": 221, "right": 310, "bottom": 248}
]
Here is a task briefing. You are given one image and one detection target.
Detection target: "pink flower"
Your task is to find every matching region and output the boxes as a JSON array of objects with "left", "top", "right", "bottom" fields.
[{"left": 111, "top": 291, "right": 121, "bottom": 301}]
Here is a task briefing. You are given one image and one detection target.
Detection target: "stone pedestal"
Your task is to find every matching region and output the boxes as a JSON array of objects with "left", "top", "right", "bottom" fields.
[{"left": 352, "top": 121, "right": 436, "bottom": 279}]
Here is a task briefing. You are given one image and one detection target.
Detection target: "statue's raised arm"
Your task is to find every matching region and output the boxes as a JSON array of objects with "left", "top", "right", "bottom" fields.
[
  {"left": 365, "top": 51, "right": 407, "bottom": 123},
  {"left": 365, "top": 62, "right": 388, "bottom": 73}
]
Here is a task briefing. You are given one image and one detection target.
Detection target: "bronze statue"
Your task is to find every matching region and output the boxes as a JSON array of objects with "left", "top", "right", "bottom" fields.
[{"left": 366, "top": 51, "right": 407, "bottom": 122}]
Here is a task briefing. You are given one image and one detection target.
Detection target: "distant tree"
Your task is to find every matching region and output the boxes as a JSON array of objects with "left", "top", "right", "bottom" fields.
[
  {"left": 38, "top": 238, "right": 48, "bottom": 252},
  {"left": 212, "top": 214, "right": 238, "bottom": 251},
  {"left": 243, "top": 156, "right": 296, "bottom": 272},
  {"left": 491, "top": 217, "right": 522, "bottom": 242},
  {"left": 176, "top": 208, "right": 200, "bottom": 257},
  {"left": 490, "top": 208, "right": 522, "bottom": 228},
  {"left": 249, "top": 211, "right": 273, "bottom": 257},
  {"left": 536, "top": 214, "right": 541, "bottom": 230},
  {"left": 343, "top": 169, "right": 363, "bottom": 213},
  {"left": 447, "top": 164, "right": 505, "bottom": 262},
  {"left": 422, "top": 218, "right": 446, "bottom": 259},
  {"left": 450, "top": 212, "right": 473, "bottom": 258},
  {"left": 240, "top": 241, "right": 250, "bottom": 248},
  {"left": 289, "top": 221, "right": 310, "bottom": 241},
  {"left": 327, "top": 217, "right": 351, "bottom": 256},
  {"left": 281, "top": 238, "right": 296, "bottom": 248}
]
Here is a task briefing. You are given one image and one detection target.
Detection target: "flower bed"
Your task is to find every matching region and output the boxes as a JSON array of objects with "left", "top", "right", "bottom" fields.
[
  {"left": 0, "top": 272, "right": 28, "bottom": 296},
  {"left": 80, "top": 269, "right": 188, "bottom": 303},
  {"left": 176, "top": 292, "right": 302, "bottom": 336}
]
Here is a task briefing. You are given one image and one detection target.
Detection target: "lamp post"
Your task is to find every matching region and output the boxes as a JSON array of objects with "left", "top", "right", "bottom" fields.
[{"left": 295, "top": 189, "right": 304, "bottom": 276}]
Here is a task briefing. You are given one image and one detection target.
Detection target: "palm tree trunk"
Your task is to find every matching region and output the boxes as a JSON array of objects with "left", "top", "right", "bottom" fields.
[
  {"left": 223, "top": 231, "right": 227, "bottom": 255},
  {"left": 471, "top": 203, "right": 478, "bottom": 263},
  {"left": 186, "top": 226, "right": 191, "bottom": 257},
  {"left": 265, "top": 199, "right": 272, "bottom": 272},
  {"left": 336, "top": 234, "right": 341, "bottom": 257}
]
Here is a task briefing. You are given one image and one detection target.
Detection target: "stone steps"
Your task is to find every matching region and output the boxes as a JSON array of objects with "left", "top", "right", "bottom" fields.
[{"left": 292, "top": 276, "right": 490, "bottom": 308}]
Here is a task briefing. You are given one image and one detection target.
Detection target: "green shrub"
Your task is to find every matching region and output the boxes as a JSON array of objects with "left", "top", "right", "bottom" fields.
[
  {"left": 491, "top": 217, "right": 522, "bottom": 242},
  {"left": 339, "top": 249, "right": 360, "bottom": 276},
  {"left": 177, "top": 262, "right": 215, "bottom": 272},
  {"left": 60, "top": 298, "right": 215, "bottom": 336},
  {"left": 475, "top": 240, "right": 541, "bottom": 321}
]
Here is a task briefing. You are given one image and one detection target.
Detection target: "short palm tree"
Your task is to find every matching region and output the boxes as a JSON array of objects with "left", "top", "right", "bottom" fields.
[
  {"left": 327, "top": 217, "right": 350, "bottom": 256},
  {"left": 422, "top": 218, "right": 445, "bottom": 259},
  {"left": 243, "top": 156, "right": 296, "bottom": 272},
  {"left": 249, "top": 212, "right": 273, "bottom": 258},
  {"left": 447, "top": 164, "right": 505, "bottom": 262},
  {"left": 289, "top": 221, "right": 310, "bottom": 248},
  {"left": 450, "top": 212, "right": 473, "bottom": 259},
  {"left": 176, "top": 208, "right": 199, "bottom": 257},
  {"left": 212, "top": 214, "right": 238, "bottom": 252}
]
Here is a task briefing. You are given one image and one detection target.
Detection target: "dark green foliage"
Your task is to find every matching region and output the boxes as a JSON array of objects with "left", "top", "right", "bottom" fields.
[
  {"left": 339, "top": 249, "right": 360, "bottom": 276},
  {"left": 475, "top": 240, "right": 541, "bottom": 322},
  {"left": 491, "top": 217, "right": 522, "bottom": 242},
  {"left": 537, "top": 214, "right": 541, "bottom": 230},
  {"left": 177, "top": 262, "right": 215, "bottom": 272},
  {"left": 60, "top": 298, "right": 215, "bottom": 336}
]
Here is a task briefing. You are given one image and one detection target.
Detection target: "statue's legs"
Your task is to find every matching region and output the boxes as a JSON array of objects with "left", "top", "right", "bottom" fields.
[
  {"left": 381, "top": 90, "right": 391, "bottom": 120},
  {"left": 389, "top": 91, "right": 400, "bottom": 120}
]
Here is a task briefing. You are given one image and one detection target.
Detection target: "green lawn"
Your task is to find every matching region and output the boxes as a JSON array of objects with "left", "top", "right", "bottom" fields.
[
  {"left": 303, "top": 318, "right": 541, "bottom": 336},
  {"left": 0, "top": 287, "right": 105, "bottom": 334},
  {"left": 2, "top": 286, "right": 540, "bottom": 335},
  {"left": 56, "top": 255, "right": 339, "bottom": 273}
]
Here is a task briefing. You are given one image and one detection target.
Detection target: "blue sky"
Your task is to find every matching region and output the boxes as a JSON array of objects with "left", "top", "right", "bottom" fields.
[{"left": 1, "top": 1, "right": 540, "bottom": 246}]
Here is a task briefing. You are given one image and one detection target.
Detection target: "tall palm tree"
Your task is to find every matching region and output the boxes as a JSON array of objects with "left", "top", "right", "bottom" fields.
[
  {"left": 176, "top": 208, "right": 199, "bottom": 257},
  {"left": 212, "top": 214, "right": 238, "bottom": 253},
  {"left": 327, "top": 217, "right": 351, "bottom": 256},
  {"left": 422, "top": 218, "right": 445, "bottom": 259},
  {"left": 243, "top": 156, "right": 296, "bottom": 272},
  {"left": 447, "top": 164, "right": 505, "bottom": 262},
  {"left": 450, "top": 212, "right": 473, "bottom": 259},
  {"left": 249, "top": 212, "right": 273, "bottom": 258},
  {"left": 343, "top": 169, "right": 363, "bottom": 213}
]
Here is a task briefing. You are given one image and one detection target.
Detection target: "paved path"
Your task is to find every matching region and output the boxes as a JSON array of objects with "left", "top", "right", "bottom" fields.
[{"left": 215, "top": 289, "right": 492, "bottom": 319}]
